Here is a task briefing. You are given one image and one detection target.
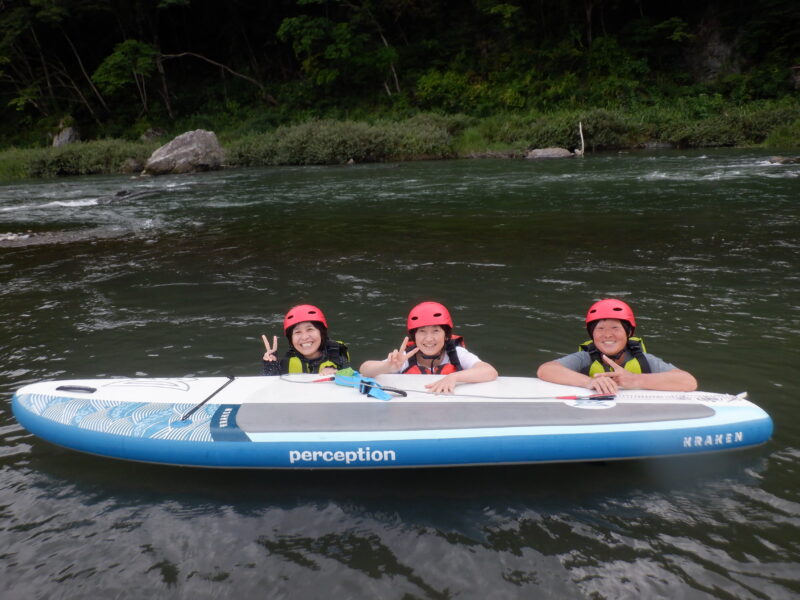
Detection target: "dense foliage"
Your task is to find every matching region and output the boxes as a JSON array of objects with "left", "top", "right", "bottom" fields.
[{"left": 1, "top": 0, "right": 798, "bottom": 150}]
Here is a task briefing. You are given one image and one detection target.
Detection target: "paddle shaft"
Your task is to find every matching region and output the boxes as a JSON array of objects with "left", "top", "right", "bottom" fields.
[{"left": 180, "top": 376, "right": 235, "bottom": 421}]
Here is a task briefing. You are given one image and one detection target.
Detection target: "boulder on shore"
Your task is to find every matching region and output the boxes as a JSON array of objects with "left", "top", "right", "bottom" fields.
[
  {"left": 640, "top": 141, "right": 675, "bottom": 150},
  {"left": 144, "top": 129, "right": 225, "bottom": 175},
  {"left": 52, "top": 126, "right": 80, "bottom": 147},
  {"left": 524, "top": 147, "right": 574, "bottom": 159},
  {"left": 120, "top": 158, "right": 145, "bottom": 174},
  {"left": 769, "top": 156, "right": 800, "bottom": 164},
  {"left": 139, "top": 127, "right": 167, "bottom": 141}
]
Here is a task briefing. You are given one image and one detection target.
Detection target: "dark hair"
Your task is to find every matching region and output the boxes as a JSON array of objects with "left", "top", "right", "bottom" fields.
[
  {"left": 410, "top": 324, "right": 451, "bottom": 340},
  {"left": 588, "top": 319, "right": 632, "bottom": 338},
  {"left": 286, "top": 321, "right": 327, "bottom": 342}
]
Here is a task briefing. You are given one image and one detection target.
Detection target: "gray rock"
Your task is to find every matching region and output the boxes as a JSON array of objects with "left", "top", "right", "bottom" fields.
[
  {"left": 52, "top": 127, "right": 80, "bottom": 147},
  {"left": 769, "top": 156, "right": 800, "bottom": 164},
  {"left": 468, "top": 150, "right": 519, "bottom": 159},
  {"left": 139, "top": 127, "right": 167, "bottom": 141},
  {"left": 525, "top": 147, "right": 574, "bottom": 159},
  {"left": 641, "top": 141, "right": 675, "bottom": 150},
  {"left": 144, "top": 129, "right": 225, "bottom": 175},
  {"left": 120, "top": 158, "right": 145, "bottom": 174},
  {"left": 0, "top": 228, "right": 127, "bottom": 247}
]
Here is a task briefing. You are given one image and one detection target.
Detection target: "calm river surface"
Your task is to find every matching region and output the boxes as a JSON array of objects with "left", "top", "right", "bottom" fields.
[{"left": 1, "top": 149, "right": 798, "bottom": 599}]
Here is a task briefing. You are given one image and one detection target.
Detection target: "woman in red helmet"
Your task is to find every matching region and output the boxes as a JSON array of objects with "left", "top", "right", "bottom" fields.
[
  {"left": 359, "top": 301, "right": 497, "bottom": 394},
  {"left": 537, "top": 299, "right": 696, "bottom": 394},
  {"left": 262, "top": 304, "right": 350, "bottom": 375}
]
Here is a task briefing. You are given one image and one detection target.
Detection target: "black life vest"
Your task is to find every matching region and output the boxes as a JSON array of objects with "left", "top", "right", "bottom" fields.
[
  {"left": 402, "top": 335, "right": 464, "bottom": 375},
  {"left": 578, "top": 337, "right": 651, "bottom": 376}
]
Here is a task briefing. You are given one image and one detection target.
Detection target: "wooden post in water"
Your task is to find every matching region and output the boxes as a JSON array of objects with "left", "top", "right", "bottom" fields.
[{"left": 575, "top": 121, "right": 585, "bottom": 157}]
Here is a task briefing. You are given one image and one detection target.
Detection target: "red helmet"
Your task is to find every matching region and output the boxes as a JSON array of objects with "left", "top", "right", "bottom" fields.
[
  {"left": 585, "top": 298, "right": 636, "bottom": 333},
  {"left": 407, "top": 301, "right": 453, "bottom": 334},
  {"left": 284, "top": 304, "right": 328, "bottom": 335}
]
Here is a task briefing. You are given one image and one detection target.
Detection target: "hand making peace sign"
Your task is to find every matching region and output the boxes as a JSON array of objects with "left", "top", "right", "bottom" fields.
[
  {"left": 589, "top": 355, "right": 640, "bottom": 394},
  {"left": 262, "top": 334, "right": 278, "bottom": 362},
  {"left": 385, "top": 336, "right": 420, "bottom": 371}
]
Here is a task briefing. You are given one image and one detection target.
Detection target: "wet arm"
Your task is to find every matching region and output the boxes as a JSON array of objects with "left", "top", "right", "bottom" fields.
[
  {"left": 611, "top": 368, "right": 698, "bottom": 392},
  {"left": 425, "top": 361, "right": 498, "bottom": 394},
  {"left": 358, "top": 359, "right": 395, "bottom": 377},
  {"left": 360, "top": 338, "right": 416, "bottom": 377},
  {"left": 537, "top": 360, "right": 593, "bottom": 387},
  {"left": 456, "top": 361, "right": 498, "bottom": 383}
]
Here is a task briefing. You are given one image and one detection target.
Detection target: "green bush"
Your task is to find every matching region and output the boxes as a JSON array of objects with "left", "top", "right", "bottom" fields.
[
  {"left": 763, "top": 119, "right": 800, "bottom": 148},
  {"left": 578, "top": 108, "right": 635, "bottom": 149},
  {"left": 271, "top": 120, "right": 390, "bottom": 165},
  {"left": 384, "top": 116, "right": 454, "bottom": 159},
  {"left": 738, "top": 106, "right": 800, "bottom": 144},
  {"left": 519, "top": 112, "right": 582, "bottom": 149},
  {"left": 0, "top": 148, "right": 38, "bottom": 181},
  {"left": 474, "top": 114, "right": 535, "bottom": 145},
  {"left": 225, "top": 132, "right": 277, "bottom": 166},
  {"left": 415, "top": 70, "right": 488, "bottom": 112},
  {"left": 396, "top": 112, "right": 474, "bottom": 137},
  {"left": 666, "top": 117, "right": 743, "bottom": 148},
  {"left": 0, "top": 139, "right": 156, "bottom": 179},
  {"left": 661, "top": 102, "right": 800, "bottom": 148},
  {"left": 225, "top": 115, "right": 458, "bottom": 166}
]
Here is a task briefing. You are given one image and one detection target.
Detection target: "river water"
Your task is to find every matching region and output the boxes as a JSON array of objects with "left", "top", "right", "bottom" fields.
[{"left": 1, "top": 150, "right": 798, "bottom": 599}]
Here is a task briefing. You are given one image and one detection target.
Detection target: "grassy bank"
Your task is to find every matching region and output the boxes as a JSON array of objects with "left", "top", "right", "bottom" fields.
[
  {"left": 1, "top": 103, "right": 798, "bottom": 181},
  {"left": 0, "top": 139, "right": 158, "bottom": 181}
]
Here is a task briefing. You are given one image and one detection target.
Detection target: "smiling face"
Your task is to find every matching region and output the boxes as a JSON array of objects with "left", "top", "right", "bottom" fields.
[
  {"left": 591, "top": 319, "right": 629, "bottom": 356},
  {"left": 290, "top": 321, "right": 323, "bottom": 359},
  {"left": 413, "top": 325, "right": 447, "bottom": 357}
]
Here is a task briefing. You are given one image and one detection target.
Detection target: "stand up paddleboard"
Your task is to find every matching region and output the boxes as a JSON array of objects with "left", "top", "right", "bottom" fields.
[{"left": 11, "top": 374, "right": 773, "bottom": 469}]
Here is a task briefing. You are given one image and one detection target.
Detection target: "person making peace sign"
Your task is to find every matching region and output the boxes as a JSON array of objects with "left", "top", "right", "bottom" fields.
[
  {"left": 262, "top": 304, "right": 350, "bottom": 376},
  {"left": 536, "top": 298, "right": 697, "bottom": 394},
  {"left": 358, "top": 302, "right": 498, "bottom": 394}
]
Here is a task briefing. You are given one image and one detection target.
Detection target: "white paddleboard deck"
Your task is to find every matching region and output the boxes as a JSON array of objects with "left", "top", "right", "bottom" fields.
[{"left": 12, "top": 375, "right": 773, "bottom": 468}]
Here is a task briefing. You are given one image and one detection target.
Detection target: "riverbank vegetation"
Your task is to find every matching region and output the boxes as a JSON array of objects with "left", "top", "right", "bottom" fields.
[
  {"left": 1, "top": 2, "right": 798, "bottom": 179},
  {"left": 1, "top": 101, "right": 798, "bottom": 180}
]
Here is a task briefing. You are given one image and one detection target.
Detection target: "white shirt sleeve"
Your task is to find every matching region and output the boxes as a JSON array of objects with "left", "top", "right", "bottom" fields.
[{"left": 454, "top": 345, "right": 481, "bottom": 370}]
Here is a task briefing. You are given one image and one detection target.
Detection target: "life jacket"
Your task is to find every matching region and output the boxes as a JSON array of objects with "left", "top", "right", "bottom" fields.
[
  {"left": 281, "top": 339, "right": 350, "bottom": 374},
  {"left": 578, "top": 337, "right": 651, "bottom": 376},
  {"left": 402, "top": 335, "right": 464, "bottom": 375}
]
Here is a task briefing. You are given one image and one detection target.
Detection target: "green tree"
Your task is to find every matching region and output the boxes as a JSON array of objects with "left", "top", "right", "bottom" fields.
[
  {"left": 277, "top": 0, "right": 403, "bottom": 98},
  {"left": 92, "top": 39, "right": 159, "bottom": 114}
]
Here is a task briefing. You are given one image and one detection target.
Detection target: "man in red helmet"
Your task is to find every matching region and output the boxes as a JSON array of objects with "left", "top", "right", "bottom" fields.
[
  {"left": 359, "top": 301, "right": 497, "bottom": 394},
  {"left": 262, "top": 304, "right": 350, "bottom": 375},
  {"left": 537, "top": 299, "right": 697, "bottom": 394}
]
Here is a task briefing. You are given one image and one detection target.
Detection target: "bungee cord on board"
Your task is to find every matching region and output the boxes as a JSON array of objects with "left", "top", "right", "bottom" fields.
[{"left": 278, "top": 371, "right": 617, "bottom": 402}]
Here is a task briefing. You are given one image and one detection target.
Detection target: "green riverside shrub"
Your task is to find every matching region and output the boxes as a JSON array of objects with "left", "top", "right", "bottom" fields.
[
  {"left": 763, "top": 119, "right": 800, "bottom": 149},
  {"left": 0, "top": 148, "right": 38, "bottom": 181},
  {"left": 271, "top": 120, "right": 390, "bottom": 165},
  {"left": 0, "top": 139, "right": 156, "bottom": 179},
  {"left": 224, "top": 115, "right": 457, "bottom": 166},
  {"left": 2, "top": 103, "right": 799, "bottom": 180},
  {"left": 578, "top": 109, "right": 635, "bottom": 150},
  {"left": 225, "top": 133, "right": 277, "bottom": 167}
]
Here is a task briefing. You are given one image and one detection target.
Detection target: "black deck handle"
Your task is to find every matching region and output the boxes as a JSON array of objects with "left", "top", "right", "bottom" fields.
[{"left": 56, "top": 385, "right": 97, "bottom": 394}]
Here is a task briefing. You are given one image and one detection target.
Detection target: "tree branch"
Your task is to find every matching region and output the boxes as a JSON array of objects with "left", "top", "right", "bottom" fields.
[
  {"left": 61, "top": 28, "right": 109, "bottom": 112},
  {"left": 161, "top": 51, "right": 262, "bottom": 88},
  {"left": 160, "top": 51, "right": 277, "bottom": 104}
]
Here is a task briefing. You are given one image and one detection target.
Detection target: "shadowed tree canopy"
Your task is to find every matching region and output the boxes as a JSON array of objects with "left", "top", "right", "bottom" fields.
[{"left": 0, "top": 0, "right": 798, "bottom": 145}]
